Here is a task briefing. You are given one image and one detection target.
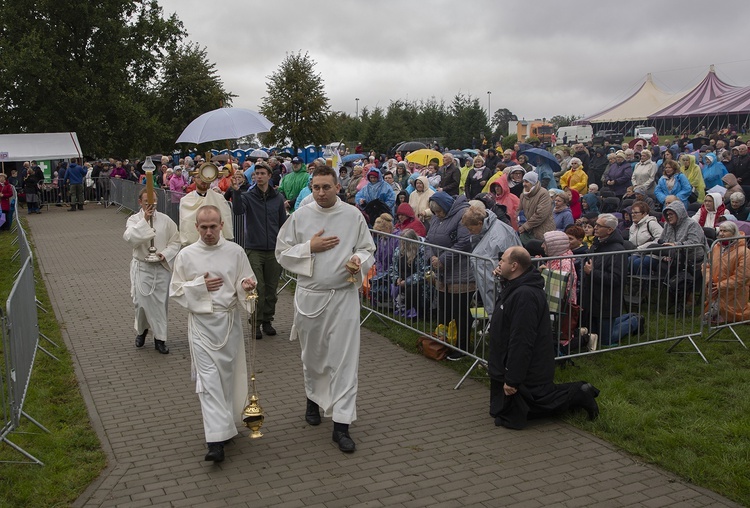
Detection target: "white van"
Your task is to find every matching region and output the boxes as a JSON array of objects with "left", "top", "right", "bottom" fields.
[
  {"left": 634, "top": 126, "right": 657, "bottom": 141},
  {"left": 555, "top": 125, "right": 593, "bottom": 145}
]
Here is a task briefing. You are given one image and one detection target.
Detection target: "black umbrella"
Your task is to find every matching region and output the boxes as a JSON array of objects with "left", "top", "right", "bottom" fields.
[
  {"left": 447, "top": 150, "right": 469, "bottom": 162},
  {"left": 396, "top": 141, "right": 428, "bottom": 152},
  {"left": 689, "top": 137, "right": 710, "bottom": 149}
]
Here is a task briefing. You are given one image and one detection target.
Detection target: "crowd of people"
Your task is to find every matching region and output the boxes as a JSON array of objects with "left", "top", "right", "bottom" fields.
[{"left": 9, "top": 129, "right": 750, "bottom": 439}]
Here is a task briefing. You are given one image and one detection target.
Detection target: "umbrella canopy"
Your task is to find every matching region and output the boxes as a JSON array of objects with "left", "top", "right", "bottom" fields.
[
  {"left": 342, "top": 154, "right": 367, "bottom": 163},
  {"left": 248, "top": 149, "right": 269, "bottom": 160},
  {"left": 396, "top": 141, "right": 428, "bottom": 152},
  {"left": 447, "top": 150, "right": 470, "bottom": 162},
  {"left": 518, "top": 147, "right": 561, "bottom": 173},
  {"left": 210, "top": 153, "right": 231, "bottom": 163},
  {"left": 689, "top": 137, "right": 710, "bottom": 149},
  {"left": 406, "top": 149, "right": 443, "bottom": 166},
  {"left": 462, "top": 149, "right": 479, "bottom": 155},
  {"left": 628, "top": 138, "right": 650, "bottom": 149},
  {"left": 176, "top": 108, "right": 273, "bottom": 144}
]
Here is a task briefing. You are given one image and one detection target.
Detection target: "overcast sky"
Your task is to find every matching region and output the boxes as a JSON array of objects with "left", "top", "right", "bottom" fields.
[{"left": 157, "top": 0, "right": 750, "bottom": 122}]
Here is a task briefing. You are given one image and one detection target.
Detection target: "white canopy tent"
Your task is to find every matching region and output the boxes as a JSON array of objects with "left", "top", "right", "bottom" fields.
[{"left": 0, "top": 132, "right": 82, "bottom": 162}]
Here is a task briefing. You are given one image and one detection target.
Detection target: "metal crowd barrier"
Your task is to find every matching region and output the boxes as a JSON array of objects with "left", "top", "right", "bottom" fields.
[
  {"left": 364, "top": 230, "right": 712, "bottom": 387},
  {"left": 702, "top": 235, "right": 750, "bottom": 348},
  {"left": 1, "top": 206, "right": 51, "bottom": 465}
]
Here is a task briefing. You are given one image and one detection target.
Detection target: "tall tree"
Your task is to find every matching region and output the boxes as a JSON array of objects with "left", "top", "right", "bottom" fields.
[
  {"left": 154, "top": 42, "right": 235, "bottom": 151},
  {"left": 550, "top": 114, "right": 582, "bottom": 130},
  {"left": 260, "top": 51, "right": 331, "bottom": 150},
  {"left": 491, "top": 108, "right": 518, "bottom": 138},
  {"left": 0, "top": 0, "right": 185, "bottom": 157},
  {"left": 446, "top": 93, "right": 490, "bottom": 149}
]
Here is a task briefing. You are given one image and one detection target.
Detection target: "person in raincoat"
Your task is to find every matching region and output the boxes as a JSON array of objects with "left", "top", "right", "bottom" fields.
[
  {"left": 482, "top": 172, "right": 519, "bottom": 230},
  {"left": 356, "top": 168, "right": 396, "bottom": 212},
  {"left": 559, "top": 157, "right": 588, "bottom": 194},
  {"left": 679, "top": 154, "right": 706, "bottom": 203},
  {"left": 702, "top": 221, "right": 750, "bottom": 324},
  {"left": 408, "top": 175, "right": 434, "bottom": 217},
  {"left": 701, "top": 152, "right": 728, "bottom": 191},
  {"left": 279, "top": 157, "right": 311, "bottom": 211}
]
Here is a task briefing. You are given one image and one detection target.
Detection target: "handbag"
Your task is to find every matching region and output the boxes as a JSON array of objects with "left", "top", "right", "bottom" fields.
[{"left": 417, "top": 335, "right": 449, "bottom": 361}]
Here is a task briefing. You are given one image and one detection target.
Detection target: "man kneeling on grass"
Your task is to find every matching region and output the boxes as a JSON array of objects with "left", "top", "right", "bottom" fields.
[{"left": 488, "top": 246, "right": 600, "bottom": 429}]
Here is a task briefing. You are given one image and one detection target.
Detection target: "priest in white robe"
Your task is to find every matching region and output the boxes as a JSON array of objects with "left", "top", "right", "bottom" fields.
[
  {"left": 276, "top": 166, "right": 375, "bottom": 453},
  {"left": 179, "top": 176, "right": 234, "bottom": 246},
  {"left": 123, "top": 188, "right": 180, "bottom": 354},
  {"left": 170, "top": 205, "right": 257, "bottom": 462}
]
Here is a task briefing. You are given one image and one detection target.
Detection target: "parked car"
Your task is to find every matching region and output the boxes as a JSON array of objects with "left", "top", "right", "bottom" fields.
[
  {"left": 592, "top": 130, "right": 624, "bottom": 146},
  {"left": 634, "top": 126, "right": 657, "bottom": 141}
]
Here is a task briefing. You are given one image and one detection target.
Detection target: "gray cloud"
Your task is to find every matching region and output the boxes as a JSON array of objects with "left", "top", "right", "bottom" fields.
[{"left": 158, "top": 0, "right": 750, "bottom": 120}]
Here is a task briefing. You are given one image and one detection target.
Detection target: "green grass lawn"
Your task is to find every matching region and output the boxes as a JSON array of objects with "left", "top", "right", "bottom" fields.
[
  {"left": 0, "top": 220, "right": 107, "bottom": 507},
  {"left": 362, "top": 309, "right": 750, "bottom": 506}
]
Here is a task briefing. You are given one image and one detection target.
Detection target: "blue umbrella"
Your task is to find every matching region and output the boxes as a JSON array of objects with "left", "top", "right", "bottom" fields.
[
  {"left": 519, "top": 147, "right": 561, "bottom": 173},
  {"left": 462, "top": 149, "right": 479, "bottom": 155},
  {"left": 342, "top": 154, "right": 367, "bottom": 163}
]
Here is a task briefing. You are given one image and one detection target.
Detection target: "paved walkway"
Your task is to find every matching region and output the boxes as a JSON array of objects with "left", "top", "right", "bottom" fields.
[{"left": 27, "top": 205, "right": 736, "bottom": 508}]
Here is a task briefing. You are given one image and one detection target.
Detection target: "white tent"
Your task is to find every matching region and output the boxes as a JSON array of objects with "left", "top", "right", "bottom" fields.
[
  {"left": 580, "top": 74, "right": 689, "bottom": 124},
  {"left": 0, "top": 132, "right": 82, "bottom": 162}
]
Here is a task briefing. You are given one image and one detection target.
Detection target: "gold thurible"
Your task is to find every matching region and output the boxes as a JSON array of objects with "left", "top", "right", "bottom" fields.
[{"left": 242, "top": 288, "right": 264, "bottom": 438}]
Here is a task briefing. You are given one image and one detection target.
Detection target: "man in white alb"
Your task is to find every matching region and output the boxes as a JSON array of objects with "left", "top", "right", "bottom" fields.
[
  {"left": 276, "top": 166, "right": 376, "bottom": 453},
  {"left": 123, "top": 188, "right": 180, "bottom": 354},
  {"left": 170, "top": 205, "right": 257, "bottom": 462},
  {"left": 178, "top": 173, "right": 234, "bottom": 246}
]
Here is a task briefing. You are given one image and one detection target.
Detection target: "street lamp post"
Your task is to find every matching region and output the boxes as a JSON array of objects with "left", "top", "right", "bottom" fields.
[
  {"left": 355, "top": 98, "right": 360, "bottom": 119},
  {"left": 487, "top": 91, "right": 492, "bottom": 125}
]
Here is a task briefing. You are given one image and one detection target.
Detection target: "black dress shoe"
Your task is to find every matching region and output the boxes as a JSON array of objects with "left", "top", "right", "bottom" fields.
[
  {"left": 255, "top": 327, "right": 262, "bottom": 340},
  {"left": 154, "top": 339, "right": 169, "bottom": 354},
  {"left": 135, "top": 329, "right": 148, "bottom": 348},
  {"left": 332, "top": 430, "right": 356, "bottom": 453},
  {"left": 305, "top": 398, "right": 321, "bottom": 426},
  {"left": 204, "top": 443, "right": 224, "bottom": 462},
  {"left": 261, "top": 322, "right": 277, "bottom": 336},
  {"left": 579, "top": 383, "right": 600, "bottom": 420}
]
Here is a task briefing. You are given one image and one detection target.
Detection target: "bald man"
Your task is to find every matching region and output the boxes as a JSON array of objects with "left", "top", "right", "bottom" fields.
[{"left": 488, "top": 246, "right": 600, "bottom": 429}]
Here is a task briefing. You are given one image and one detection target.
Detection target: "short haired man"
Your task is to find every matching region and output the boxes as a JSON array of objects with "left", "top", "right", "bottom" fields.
[
  {"left": 276, "top": 166, "right": 376, "bottom": 453},
  {"left": 581, "top": 213, "right": 626, "bottom": 345},
  {"left": 124, "top": 188, "right": 181, "bottom": 353},
  {"left": 489, "top": 246, "right": 600, "bottom": 429},
  {"left": 232, "top": 162, "right": 287, "bottom": 339},
  {"left": 170, "top": 206, "right": 257, "bottom": 462}
]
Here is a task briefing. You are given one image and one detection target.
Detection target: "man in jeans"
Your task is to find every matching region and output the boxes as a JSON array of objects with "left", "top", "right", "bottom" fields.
[{"left": 231, "top": 162, "right": 287, "bottom": 339}]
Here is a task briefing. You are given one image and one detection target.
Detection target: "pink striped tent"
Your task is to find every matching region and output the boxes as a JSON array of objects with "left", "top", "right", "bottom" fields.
[
  {"left": 687, "top": 84, "right": 750, "bottom": 116},
  {"left": 650, "top": 67, "right": 739, "bottom": 118}
]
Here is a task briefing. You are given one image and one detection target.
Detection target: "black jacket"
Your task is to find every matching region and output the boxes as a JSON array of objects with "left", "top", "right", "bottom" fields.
[
  {"left": 464, "top": 166, "right": 492, "bottom": 200},
  {"left": 232, "top": 185, "right": 287, "bottom": 251},
  {"left": 440, "top": 162, "right": 461, "bottom": 196},
  {"left": 581, "top": 228, "right": 626, "bottom": 319},
  {"left": 489, "top": 267, "right": 555, "bottom": 388}
]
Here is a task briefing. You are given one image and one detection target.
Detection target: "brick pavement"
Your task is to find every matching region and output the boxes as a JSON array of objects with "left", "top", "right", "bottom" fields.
[{"left": 26, "top": 205, "right": 738, "bottom": 507}]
